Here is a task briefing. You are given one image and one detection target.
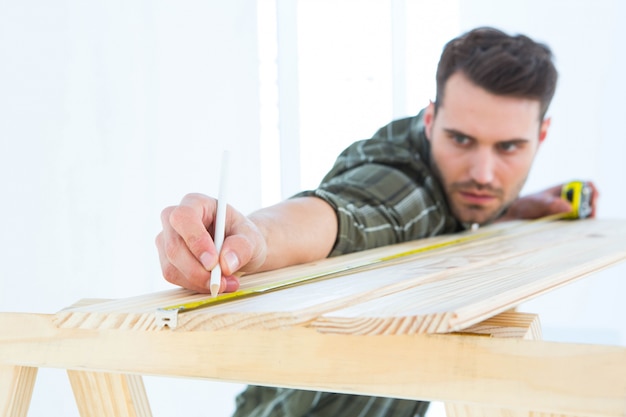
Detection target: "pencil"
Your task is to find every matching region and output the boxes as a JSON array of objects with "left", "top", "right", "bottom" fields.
[{"left": 209, "top": 150, "right": 229, "bottom": 297}]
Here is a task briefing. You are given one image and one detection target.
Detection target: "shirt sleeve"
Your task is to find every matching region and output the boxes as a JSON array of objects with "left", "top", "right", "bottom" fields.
[{"left": 294, "top": 112, "right": 459, "bottom": 257}]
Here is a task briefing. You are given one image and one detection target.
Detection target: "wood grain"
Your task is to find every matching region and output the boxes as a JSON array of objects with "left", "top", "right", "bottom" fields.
[
  {"left": 0, "top": 365, "right": 37, "bottom": 417},
  {"left": 54, "top": 219, "right": 626, "bottom": 334},
  {"left": 0, "top": 313, "right": 624, "bottom": 417},
  {"left": 446, "top": 312, "right": 542, "bottom": 417},
  {"left": 68, "top": 371, "right": 152, "bottom": 417}
]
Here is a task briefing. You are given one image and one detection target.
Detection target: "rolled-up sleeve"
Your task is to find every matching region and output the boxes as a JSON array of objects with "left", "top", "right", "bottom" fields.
[
  {"left": 299, "top": 162, "right": 449, "bottom": 256},
  {"left": 293, "top": 111, "right": 460, "bottom": 256}
]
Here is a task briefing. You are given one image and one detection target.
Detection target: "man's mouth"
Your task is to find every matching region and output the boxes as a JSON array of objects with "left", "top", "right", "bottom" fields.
[{"left": 457, "top": 190, "right": 497, "bottom": 205}]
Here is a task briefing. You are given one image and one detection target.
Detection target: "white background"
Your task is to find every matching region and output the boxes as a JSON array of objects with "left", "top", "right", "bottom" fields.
[{"left": 1, "top": 1, "right": 624, "bottom": 416}]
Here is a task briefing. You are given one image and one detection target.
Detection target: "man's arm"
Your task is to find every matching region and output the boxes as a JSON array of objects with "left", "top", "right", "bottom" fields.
[
  {"left": 155, "top": 194, "right": 337, "bottom": 294},
  {"left": 248, "top": 197, "right": 338, "bottom": 270}
]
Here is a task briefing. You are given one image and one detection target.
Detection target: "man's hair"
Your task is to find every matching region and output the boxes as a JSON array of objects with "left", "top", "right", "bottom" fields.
[{"left": 435, "top": 27, "right": 558, "bottom": 120}]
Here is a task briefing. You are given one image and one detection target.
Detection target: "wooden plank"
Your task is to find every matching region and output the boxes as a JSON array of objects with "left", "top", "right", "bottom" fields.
[
  {"left": 0, "top": 365, "right": 37, "bottom": 417},
  {"left": 54, "top": 219, "right": 626, "bottom": 333},
  {"left": 51, "top": 220, "right": 538, "bottom": 330},
  {"left": 67, "top": 371, "right": 152, "bottom": 417},
  {"left": 310, "top": 231, "right": 626, "bottom": 334},
  {"left": 444, "top": 405, "right": 584, "bottom": 417},
  {"left": 0, "top": 313, "right": 624, "bottom": 417}
]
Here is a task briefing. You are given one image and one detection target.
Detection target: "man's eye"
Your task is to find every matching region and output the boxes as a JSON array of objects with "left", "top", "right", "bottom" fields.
[
  {"left": 453, "top": 135, "right": 470, "bottom": 145},
  {"left": 498, "top": 142, "right": 519, "bottom": 152}
]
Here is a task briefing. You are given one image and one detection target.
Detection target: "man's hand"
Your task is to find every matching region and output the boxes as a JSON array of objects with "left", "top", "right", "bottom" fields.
[
  {"left": 155, "top": 193, "right": 268, "bottom": 294},
  {"left": 500, "top": 181, "right": 599, "bottom": 221},
  {"left": 156, "top": 195, "right": 338, "bottom": 294}
]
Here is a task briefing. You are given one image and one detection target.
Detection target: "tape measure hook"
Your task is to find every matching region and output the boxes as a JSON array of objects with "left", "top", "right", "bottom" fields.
[{"left": 156, "top": 308, "right": 181, "bottom": 329}]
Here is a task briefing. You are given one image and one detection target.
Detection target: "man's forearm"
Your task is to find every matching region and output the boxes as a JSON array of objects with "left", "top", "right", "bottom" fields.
[{"left": 249, "top": 197, "right": 338, "bottom": 271}]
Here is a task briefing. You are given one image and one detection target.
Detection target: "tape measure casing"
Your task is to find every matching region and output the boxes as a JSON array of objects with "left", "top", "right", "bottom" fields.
[{"left": 561, "top": 181, "right": 592, "bottom": 219}]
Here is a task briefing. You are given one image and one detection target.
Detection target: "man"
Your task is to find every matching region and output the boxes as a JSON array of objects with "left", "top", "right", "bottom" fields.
[{"left": 156, "top": 27, "right": 597, "bottom": 417}]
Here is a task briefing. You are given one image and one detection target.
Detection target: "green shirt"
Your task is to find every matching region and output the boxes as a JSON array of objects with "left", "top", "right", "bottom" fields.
[{"left": 233, "top": 110, "right": 461, "bottom": 417}]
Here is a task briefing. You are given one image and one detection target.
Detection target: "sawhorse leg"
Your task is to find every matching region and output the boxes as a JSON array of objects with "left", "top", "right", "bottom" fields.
[
  {"left": 67, "top": 371, "right": 152, "bottom": 417},
  {"left": 0, "top": 365, "right": 37, "bottom": 417},
  {"left": 58, "top": 299, "right": 152, "bottom": 417}
]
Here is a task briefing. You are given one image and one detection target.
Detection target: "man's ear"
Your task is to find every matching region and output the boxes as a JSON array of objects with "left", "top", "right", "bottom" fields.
[
  {"left": 539, "top": 117, "right": 551, "bottom": 143},
  {"left": 424, "top": 101, "right": 436, "bottom": 141}
]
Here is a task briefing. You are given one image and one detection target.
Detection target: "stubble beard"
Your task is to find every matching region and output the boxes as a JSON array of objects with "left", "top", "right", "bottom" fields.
[{"left": 429, "top": 158, "right": 525, "bottom": 226}]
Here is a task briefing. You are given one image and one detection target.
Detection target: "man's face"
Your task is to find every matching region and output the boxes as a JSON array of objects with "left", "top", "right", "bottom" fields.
[{"left": 424, "top": 72, "right": 550, "bottom": 225}]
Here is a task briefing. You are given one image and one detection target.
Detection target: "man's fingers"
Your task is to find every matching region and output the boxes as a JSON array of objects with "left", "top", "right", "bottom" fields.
[
  {"left": 156, "top": 193, "right": 268, "bottom": 295},
  {"left": 551, "top": 198, "right": 573, "bottom": 215},
  {"left": 156, "top": 229, "right": 213, "bottom": 292},
  {"left": 167, "top": 194, "right": 219, "bottom": 269},
  {"left": 220, "top": 227, "right": 267, "bottom": 276},
  {"left": 158, "top": 195, "right": 218, "bottom": 291},
  {"left": 220, "top": 275, "right": 241, "bottom": 294},
  {"left": 156, "top": 193, "right": 257, "bottom": 294}
]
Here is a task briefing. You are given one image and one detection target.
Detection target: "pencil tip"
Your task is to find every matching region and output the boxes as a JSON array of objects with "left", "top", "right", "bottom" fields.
[
  {"left": 209, "top": 265, "right": 222, "bottom": 297},
  {"left": 210, "top": 283, "right": 220, "bottom": 298}
]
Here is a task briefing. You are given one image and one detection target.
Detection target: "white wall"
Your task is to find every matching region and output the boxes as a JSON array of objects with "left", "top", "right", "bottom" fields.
[
  {"left": 0, "top": 1, "right": 258, "bottom": 415},
  {"left": 0, "top": 1, "right": 263, "bottom": 308},
  {"left": 1, "top": 1, "right": 625, "bottom": 416}
]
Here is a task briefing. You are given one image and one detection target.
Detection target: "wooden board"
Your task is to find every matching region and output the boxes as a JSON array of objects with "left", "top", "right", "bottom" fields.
[
  {"left": 0, "top": 312, "right": 624, "bottom": 417},
  {"left": 54, "top": 219, "right": 626, "bottom": 334}
]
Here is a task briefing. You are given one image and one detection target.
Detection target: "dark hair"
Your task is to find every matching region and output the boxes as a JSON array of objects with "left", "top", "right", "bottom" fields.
[{"left": 435, "top": 27, "right": 558, "bottom": 120}]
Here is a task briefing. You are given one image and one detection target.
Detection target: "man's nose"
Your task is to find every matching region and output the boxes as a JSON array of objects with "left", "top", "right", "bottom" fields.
[{"left": 469, "top": 148, "right": 496, "bottom": 185}]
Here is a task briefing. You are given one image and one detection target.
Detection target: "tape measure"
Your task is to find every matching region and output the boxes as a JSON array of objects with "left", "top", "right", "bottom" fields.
[
  {"left": 561, "top": 181, "right": 593, "bottom": 220},
  {"left": 156, "top": 181, "right": 594, "bottom": 329},
  {"left": 155, "top": 228, "right": 495, "bottom": 329}
]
